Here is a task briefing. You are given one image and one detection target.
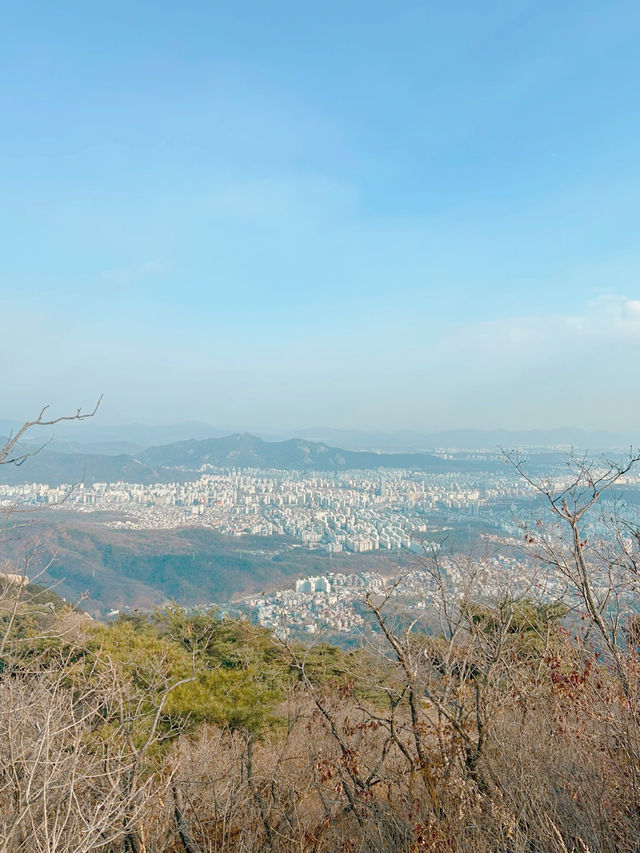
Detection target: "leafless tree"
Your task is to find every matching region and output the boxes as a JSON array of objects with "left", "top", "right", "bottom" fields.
[
  {"left": 0, "top": 398, "right": 102, "bottom": 468},
  {"left": 505, "top": 448, "right": 640, "bottom": 691}
]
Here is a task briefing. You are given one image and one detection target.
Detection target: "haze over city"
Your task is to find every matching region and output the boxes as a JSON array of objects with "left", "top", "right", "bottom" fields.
[{"left": 3, "top": 0, "right": 640, "bottom": 431}]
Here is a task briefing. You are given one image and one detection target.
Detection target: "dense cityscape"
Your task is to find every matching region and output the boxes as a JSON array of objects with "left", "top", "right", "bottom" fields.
[
  {"left": 3, "top": 460, "right": 639, "bottom": 639},
  {"left": 237, "top": 549, "right": 544, "bottom": 640},
  {"left": 0, "top": 467, "right": 539, "bottom": 552}
]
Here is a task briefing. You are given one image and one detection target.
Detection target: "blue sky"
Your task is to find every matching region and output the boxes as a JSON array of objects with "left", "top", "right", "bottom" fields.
[{"left": 2, "top": 0, "right": 640, "bottom": 430}]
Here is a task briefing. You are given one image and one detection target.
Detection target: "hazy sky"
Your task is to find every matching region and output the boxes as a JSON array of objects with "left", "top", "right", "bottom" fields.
[{"left": 2, "top": 1, "right": 640, "bottom": 431}]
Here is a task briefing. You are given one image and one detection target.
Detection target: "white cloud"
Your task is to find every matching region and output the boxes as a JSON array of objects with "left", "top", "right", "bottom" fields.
[{"left": 437, "top": 294, "right": 640, "bottom": 362}]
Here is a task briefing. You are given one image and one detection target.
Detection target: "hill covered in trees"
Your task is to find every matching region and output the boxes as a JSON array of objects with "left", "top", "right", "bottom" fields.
[
  {"left": 3, "top": 517, "right": 409, "bottom": 616},
  {"left": 0, "top": 432, "right": 510, "bottom": 486},
  {"left": 138, "top": 432, "right": 504, "bottom": 472}
]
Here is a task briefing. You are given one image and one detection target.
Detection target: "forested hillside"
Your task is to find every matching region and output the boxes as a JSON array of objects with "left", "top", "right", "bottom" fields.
[
  {"left": 0, "top": 432, "right": 509, "bottom": 486},
  {"left": 0, "top": 517, "right": 409, "bottom": 616}
]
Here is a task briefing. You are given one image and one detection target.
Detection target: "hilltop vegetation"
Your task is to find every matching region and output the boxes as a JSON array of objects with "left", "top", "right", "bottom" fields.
[{"left": 2, "top": 543, "right": 640, "bottom": 852}]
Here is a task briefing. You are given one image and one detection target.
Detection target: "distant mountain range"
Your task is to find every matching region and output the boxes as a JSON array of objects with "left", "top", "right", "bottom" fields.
[
  {"left": 0, "top": 446, "right": 179, "bottom": 487},
  {"left": 138, "top": 433, "right": 493, "bottom": 472},
  {"left": 0, "top": 432, "right": 508, "bottom": 486},
  {"left": 1, "top": 420, "right": 634, "bottom": 454},
  {"left": 0, "top": 419, "right": 231, "bottom": 454},
  {"left": 292, "top": 427, "right": 637, "bottom": 451},
  {"left": 0, "top": 423, "right": 634, "bottom": 487}
]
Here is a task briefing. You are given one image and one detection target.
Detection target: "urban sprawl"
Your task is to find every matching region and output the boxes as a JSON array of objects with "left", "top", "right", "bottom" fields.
[
  {"left": 3, "top": 464, "right": 638, "bottom": 639},
  {"left": 2, "top": 469, "right": 536, "bottom": 551}
]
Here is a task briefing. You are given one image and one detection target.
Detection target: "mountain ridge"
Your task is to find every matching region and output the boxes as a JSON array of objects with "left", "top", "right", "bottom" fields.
[
  {"left": 0, "top": 432, "right": 506, "bottom": 485},
  {"left": 1, "top": 420, "right": 634, "bottom": 453},
  {"left": 138, "top": 432, "right": 499, "bottom": 473}
]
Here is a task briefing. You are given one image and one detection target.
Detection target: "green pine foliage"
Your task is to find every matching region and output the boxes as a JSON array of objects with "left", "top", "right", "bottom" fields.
[{"left": 85, "top": 607, "right": 364, "bottom": 737}]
